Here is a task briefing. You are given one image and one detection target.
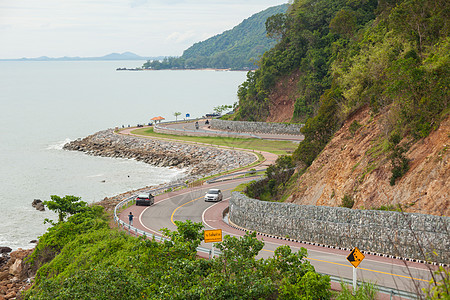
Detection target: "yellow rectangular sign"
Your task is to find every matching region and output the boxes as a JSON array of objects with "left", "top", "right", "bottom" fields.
[{"left": 204, "top": 229, "right": 222, "bottom": 243}]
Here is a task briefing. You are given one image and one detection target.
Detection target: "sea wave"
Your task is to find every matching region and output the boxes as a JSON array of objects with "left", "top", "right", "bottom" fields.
[
  {"left": 87, "top": 173, "right": 105, "bottom": 178},
  {"left": 46, "top": 138, "right": 73, "bottom": 150}
]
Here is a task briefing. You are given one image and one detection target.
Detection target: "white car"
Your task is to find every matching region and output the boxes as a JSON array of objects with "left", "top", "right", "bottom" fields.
[{"left": 204, "top": 189, "right": 223, "bottom": 202}]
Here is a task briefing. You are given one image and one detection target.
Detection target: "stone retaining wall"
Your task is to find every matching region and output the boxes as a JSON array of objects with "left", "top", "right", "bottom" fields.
[
  {"left": 154, "top": 125, "right": 256, "bottom": 139},
  {"left": 229, "top": 192, "right": 449, "bottom": 264},
  {"left": 211, "top": 119, "right": 303, "bottom": 135}
]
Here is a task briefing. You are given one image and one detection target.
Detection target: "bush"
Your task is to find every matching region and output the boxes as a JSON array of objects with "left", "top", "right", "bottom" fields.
[
  {"left": 349, "top": 120, "right": 362, "bottom": 136},
  {"left": 341, "top": 194, "right": 354, "bottom": 208},
  {"left": 335, "top": 281, "right": 377, "bottom": 299},
  {"left": 25, "top": 218, "right": 333, "bottom": 299},
  {"left": 389, "top": 137, "right": 410, "bottom": 186}
]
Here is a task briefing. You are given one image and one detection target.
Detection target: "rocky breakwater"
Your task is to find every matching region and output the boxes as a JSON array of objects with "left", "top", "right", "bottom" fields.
[
  {"left": 63, "top": 129, "right": 256, "bottom": 178},
  {"left": 0, "top": 248, "right": 34, "bottom": 299}
]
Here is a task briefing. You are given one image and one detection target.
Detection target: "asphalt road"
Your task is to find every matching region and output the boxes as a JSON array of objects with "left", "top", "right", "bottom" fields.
[
  {"left": 120, "top": 179, "right": 434, "bottom": 296},
  {"left": 118, "top": 123, "right": 434, "bottom": 297}
]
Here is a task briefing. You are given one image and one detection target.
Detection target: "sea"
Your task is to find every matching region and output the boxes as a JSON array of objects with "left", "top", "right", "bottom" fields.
[{"left": 0, "top": 60, "right": 247, "bottom": 250}]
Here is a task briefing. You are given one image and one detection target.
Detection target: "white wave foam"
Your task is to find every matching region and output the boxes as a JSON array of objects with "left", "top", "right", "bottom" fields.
[
  {"left": 87, "top": 173, "right": 104, "bottom": 178},
  {"left": 46, "top": 138, "right": 73, "bottom": 150}
]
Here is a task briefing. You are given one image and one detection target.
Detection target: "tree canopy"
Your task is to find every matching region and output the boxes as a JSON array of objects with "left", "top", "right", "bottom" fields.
[{"left": 142, "top": 4, "right": 288, "bottom": 70}]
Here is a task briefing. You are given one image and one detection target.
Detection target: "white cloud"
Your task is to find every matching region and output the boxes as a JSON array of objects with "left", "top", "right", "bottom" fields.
[
  {"left": 0, "top": 0, "right": 288, "bottom": 58},
  {"left": 166, "top": 31, "right": 196, "bottom": 44}
]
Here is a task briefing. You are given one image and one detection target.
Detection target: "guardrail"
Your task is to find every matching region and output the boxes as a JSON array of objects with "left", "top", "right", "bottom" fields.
[
  {"left": 328, "top": 275, "right": 419, "bottom": 299},
  {"left": 205, "top": 169, "right": 266, "bottom": 184},
  {"left": 113, "top": 181, "right": 223, "bottom": 259}
]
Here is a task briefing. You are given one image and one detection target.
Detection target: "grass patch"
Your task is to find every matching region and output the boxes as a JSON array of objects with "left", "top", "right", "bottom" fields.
[
  {"left": 351, "top": 161, "right": 361, "bottom": 172},
  {"left": 198, "top": 152, "right": 265, "bottom": 183},
  {"left": 366, "top": 137, "right": 390, "bottom": 159},
  {"left": 129, "top": 127, "right": 297, "bottom": 156},
  {"left": 358, "top": 162, "right": 378, "bottom": 183},
  {"left": 370, "top": 204, "right": 401, "bottom": 212},
  {"left": 118, "top": 199, "right": 135, "bottom": 213},
  {"left": 232, "top": 181, "right": 253, "bottom": 193}
]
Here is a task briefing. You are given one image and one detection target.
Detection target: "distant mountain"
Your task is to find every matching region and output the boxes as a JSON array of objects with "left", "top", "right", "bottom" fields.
[
  {"left": 143, "top": 4, "right": 289, "bottom": 70},
  {"left": 0, "top": 52, "right": 163, "bottom": 61}
]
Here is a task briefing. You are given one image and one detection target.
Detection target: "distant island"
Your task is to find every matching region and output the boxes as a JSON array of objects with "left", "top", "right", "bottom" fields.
[{"left": 0, "top": 52, "right": 163, "bottom": 62}]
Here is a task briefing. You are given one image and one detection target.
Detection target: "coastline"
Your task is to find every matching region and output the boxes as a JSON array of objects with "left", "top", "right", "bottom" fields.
[
  {"left": 62, "top": 128, "right": 258, "bottom": 212},
  {"left": 0, "top": 127, "right": 259, "bottom": 298},
  {"left": 116, "top": 67, "right": 251, "bottom": 72},
  {"left": 63, "top": 129, "right": 256, "bottom": 178}
]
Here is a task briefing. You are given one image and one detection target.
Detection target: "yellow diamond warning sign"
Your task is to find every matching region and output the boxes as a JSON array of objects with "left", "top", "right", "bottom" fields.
[
  {"left": 347, "top": 247, "right": 365, "bottom": 268},
  {"left": 204, "top": 229, "right": 222, "bottom": 243}
]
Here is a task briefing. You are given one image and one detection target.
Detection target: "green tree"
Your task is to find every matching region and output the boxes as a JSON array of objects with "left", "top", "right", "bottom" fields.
[
  {"left": 161, "top": 220, "right": 204, "bottom": 259},
  {"left": 424, "top": 266, "right": 450, "bottom": 299},
  {"left": 173, "top": 111, "right": 181, "bottom": 121},
  {"left": 43, "top": 195, "right": 87, "bottom": 224},
  {"left": 213, "top": 104, "right": 233, "bottom": 115},
  {"left": 266, "top": 13, "right": 288, "bottom": 40}
]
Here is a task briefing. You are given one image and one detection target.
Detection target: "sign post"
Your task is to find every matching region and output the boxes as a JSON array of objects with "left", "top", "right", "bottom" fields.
[
  {"left": 347, "top": 247, "right": 365, "bottom": 293},
  {"left": 204, "top": 229, "right": 222, "bottom": 259}
]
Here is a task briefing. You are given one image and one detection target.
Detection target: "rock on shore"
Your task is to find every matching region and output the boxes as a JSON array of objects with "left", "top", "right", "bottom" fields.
[
  {"left": 63, "top": 129, "right": 256, "bottom": 178},
  {"left": 0, "top": 248, "right": 34, "bottom": 299}
]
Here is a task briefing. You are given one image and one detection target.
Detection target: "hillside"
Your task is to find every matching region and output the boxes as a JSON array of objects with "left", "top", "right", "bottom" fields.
[
  {"left": 142, "top": 4, "right": 288, "bottom": 70},
  {"left": 237, "top": 0, "right": 449, "bottom": 216},
  {"left": 288, "top": 107, "right": 449, "bottom": 216}
]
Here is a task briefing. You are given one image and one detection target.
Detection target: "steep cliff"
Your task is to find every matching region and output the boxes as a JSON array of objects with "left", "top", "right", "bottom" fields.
[
  {"left": 287, "top": 107, "right": 449, "bottom": 216},
  {"left": 265, "top": 70, "right": 301, "bottom": 123}
]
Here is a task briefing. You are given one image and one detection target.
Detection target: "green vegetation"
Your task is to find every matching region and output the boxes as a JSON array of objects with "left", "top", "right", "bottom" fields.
[
  {"left": 235, "top": 0, "right": 378, "bottom": 122},
  {"left": 142, "top": 4, "right": 288, "bottom": 70},
  {"left": 213, "top": 104, "right": 233, "bottom": 115},
  {"left": 236, "top": 0, "right": 449, "bottom": 186},
  {"left": 335, "top": 282, "right": 377, "bottom": 300},
  {"left": 388, "top": 133, "right": 410, "bottom": 185},
  {"left": 424, "top": 266, "right": 450, "bottom": 299},
  {"left": 246, "top": 155, "right": 295, "bottom": 201},
  {"left": 24, "top": 202, "right": 333, "bottom": 299},
  {"left": 130, "top": 127, "right": 297, "bottom": 156},
  {"left": 349, "top": 120, "right": 362, "bottom": 136},
  {"left": 43, "top": 195, "right": 87, "bottom": 224},
  {"left": 340, "top": 194, "right": 355, "bottom": 209},
  {"left": 370, "top": 204, "right": 401, "bottom": 212},
  {"left": 173, "top": 111, "right": 181, "bottom": 121}
]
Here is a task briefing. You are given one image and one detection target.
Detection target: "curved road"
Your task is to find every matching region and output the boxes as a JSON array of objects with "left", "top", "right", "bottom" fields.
[{"left": 118, "top": 123, "right": 434, "bottom": 297}]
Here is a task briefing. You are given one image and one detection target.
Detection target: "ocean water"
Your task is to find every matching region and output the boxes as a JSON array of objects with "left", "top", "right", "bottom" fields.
[{"left": 0, "top": 61, "right": 247, "bottom": 250}]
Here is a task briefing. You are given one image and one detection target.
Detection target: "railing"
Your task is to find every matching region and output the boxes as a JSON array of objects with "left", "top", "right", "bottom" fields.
[
  {"left": 205, "top": 169, "right": 266, "bottom": 184},
  {"left": 328, "top": 275, "right": 419, "bottom": 299}
]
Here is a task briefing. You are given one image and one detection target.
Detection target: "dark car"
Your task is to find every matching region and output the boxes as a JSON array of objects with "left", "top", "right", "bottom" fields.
[{"left": 135, "top": 193, "right": 155, "bottom": 206}]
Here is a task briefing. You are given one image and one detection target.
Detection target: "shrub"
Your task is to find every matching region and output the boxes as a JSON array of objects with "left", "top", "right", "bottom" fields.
[
  {"left": 349, "top": 120, "right": 362, "bottom": 136},
  {"left": 341, "top": 194, "right": 354, "bottom": 208},
  {"left": 336, "top": 281, "right": 377, "bottom": 299},
  {"left": 389, "top": 140, "right": 410, "bottom": 186}
]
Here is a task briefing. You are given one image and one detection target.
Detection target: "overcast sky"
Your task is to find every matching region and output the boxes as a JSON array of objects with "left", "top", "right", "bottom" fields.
[{"left": 0, "top": 0, "right": 288, "bottom": 59}]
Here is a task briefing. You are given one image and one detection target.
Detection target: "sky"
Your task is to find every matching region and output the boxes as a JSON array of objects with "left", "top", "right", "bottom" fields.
[{"left": 0, "top": 0, "right": 288, "bottom": 59}]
